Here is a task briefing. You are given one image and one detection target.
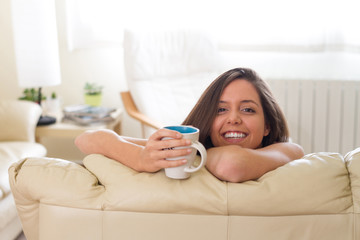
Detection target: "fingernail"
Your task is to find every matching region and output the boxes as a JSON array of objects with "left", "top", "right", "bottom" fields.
[{"left": 186, "top": 139, "right": 191, "bottom": 145}]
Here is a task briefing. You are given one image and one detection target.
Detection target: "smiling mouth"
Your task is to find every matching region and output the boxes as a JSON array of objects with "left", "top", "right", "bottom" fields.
[{"left": 223, "top": 131, "right": 247, "bottom": 139}]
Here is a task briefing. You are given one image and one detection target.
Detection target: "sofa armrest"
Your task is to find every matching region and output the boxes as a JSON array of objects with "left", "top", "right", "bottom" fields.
[
  {"left": 9, "top": 157, "right": 104, "bottom": 206},
  {"left": 0, "top": 100, "right": 42, "bottom": 142},
  {"left": 8, "top": 157, "right": 104, "bottom": 240},
  {"left": 345, "top": 147, "right": 360, "bottom": 213}
]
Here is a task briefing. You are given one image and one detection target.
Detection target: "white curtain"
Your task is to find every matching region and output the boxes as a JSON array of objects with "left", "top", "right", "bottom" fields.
[{"left": 65, "top": 0, "right": 360, "bottom": 52}]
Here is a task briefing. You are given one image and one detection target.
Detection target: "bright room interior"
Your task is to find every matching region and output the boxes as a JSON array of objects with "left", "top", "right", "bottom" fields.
[
  {"left": 1, "top": 0, "right": 360, "bottom": 239},
  {"left": 1, "top": 0, "right": 360, "bottom": 160}
]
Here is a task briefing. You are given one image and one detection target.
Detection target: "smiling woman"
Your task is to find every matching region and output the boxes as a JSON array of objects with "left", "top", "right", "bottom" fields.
[
  {"left": 181, "top": 68, "right": 303, "bottom": 182},
  {"left": 183, "top": 68, "right": 289, "bottom": 150},
  {"left": 75, "top": 68, "right": 304, "bottom": 183}
]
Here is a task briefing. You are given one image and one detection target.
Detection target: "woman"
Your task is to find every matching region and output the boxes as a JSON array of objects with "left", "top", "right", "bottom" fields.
[{"left": 75, "top": 68, "right": 304, "bottom": 182}]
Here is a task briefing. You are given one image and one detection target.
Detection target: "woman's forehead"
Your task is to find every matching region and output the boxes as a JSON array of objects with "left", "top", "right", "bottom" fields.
[{"left": 220, "top": 79, "right": 260, "bottom": 102}]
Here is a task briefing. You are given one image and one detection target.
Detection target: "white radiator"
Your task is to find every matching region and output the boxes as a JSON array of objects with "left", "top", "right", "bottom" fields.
[{"left": 267, "top": 79, "right": 360, "bottom": 155}]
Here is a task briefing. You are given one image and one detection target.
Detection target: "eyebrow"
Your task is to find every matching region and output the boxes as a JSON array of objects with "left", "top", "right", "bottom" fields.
[{"left": 219, "top": 99, "right": 260, "bottom": 107}]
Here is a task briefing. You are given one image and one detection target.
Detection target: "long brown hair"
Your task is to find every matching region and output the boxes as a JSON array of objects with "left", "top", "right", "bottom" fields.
[{"left": 182, "top": 68, "right": 289, "bottom": 149}]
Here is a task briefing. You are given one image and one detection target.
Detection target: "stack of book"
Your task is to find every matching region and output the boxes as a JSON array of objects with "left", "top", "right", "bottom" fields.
[{"left": 63, "top": 105, "right": 116, "bottom": 126}]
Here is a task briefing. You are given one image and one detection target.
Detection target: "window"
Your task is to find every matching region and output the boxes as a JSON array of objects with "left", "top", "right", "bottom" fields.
[{"left": 65, "top": 0, "right": 360, "bottom": 52}]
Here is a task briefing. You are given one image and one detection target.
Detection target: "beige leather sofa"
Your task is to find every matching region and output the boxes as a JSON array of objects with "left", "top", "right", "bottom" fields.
[
  {"left": 0, "top": 100, "right": 47, "bottom": 239},
  {"left": 9, "top": 146, "right": 360, "bottom": 240}
]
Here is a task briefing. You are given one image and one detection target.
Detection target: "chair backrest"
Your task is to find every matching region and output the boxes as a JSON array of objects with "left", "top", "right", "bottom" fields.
[{"left": 123, "top": 29, "right": 222, "bottom": 136}]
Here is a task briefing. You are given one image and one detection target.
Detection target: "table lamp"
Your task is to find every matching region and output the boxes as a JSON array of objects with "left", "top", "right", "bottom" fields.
[{"left": 11, "top": 0, "right": 61, "bottom": 125}]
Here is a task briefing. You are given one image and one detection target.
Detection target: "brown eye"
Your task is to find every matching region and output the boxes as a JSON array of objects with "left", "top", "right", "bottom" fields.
[
  {"left": 217, "top": 107, "right": 227, "bottom": 113},
  {"left": 242, "top": 107, "right": 255, "bottom": 113}
]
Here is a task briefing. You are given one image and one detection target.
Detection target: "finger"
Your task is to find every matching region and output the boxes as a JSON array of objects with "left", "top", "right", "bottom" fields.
[
  {"left": 146, "top": 146, "right": 192, "bottom": 162},
  {"left": 156, "top": 159, "right": 188, "bottom": 169},
  {"left": 147, "top": 134, "right": 191, "bottom": 152},
  {"left": 159, "top": 147, "right": 193, "bottom": 159},
  {"left": 149, "top": 129, "right": 182, "bottom": 141},
  {"left": 158, "top": 138, "right": 191, "bottom": 150}
]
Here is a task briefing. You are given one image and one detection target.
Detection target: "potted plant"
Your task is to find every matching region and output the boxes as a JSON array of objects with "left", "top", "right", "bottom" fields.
[
  {"left": 84, "top": 82, "right": 103, "bottom": 106},
  {"left": 18, "top": 88, "right": 46, "bottom": 103}
]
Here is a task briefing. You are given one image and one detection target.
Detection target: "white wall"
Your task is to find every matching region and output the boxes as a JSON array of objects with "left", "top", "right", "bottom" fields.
[
  {"left": 0, "top": 0, "right": 142, "bottom": 160},
  {"left": 221, "top": 51, "right": 360, "bottom": 81},
  {"left": 1, "top": 0, "right": 360, "bottom": 160}
]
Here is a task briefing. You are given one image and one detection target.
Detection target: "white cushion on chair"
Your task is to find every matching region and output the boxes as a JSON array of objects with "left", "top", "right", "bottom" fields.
[
  {"left": 124, "top": 29, "right": 222, "bottom": 127},
  {"left": 130, "top": 72, "right": 218, "bottom": 126}
]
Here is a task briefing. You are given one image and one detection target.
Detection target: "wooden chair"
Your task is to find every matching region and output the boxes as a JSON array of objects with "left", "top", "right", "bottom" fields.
[
  {"left": 122, "top": 29, "right": 221, "bottom": 138},
  {"left": 120, "top": 91, "right": 162, "bottom": 137}
]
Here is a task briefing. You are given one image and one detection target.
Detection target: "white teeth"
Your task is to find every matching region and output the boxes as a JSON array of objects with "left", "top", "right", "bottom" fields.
[{"left": 224, "top": 132, "right": 246, "bottom": 138}]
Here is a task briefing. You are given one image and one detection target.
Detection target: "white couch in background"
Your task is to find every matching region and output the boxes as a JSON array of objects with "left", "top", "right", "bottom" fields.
[{"left": 0, "top": 100, "right": 46, "bottom": 240}]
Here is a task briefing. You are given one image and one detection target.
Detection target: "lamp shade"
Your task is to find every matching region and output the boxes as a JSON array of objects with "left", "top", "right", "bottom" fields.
[{"left": 11, "top": 0, "right": 61, "bottom": 88}]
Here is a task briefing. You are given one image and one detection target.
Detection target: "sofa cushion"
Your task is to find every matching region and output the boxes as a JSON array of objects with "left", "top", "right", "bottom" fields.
[
  {"left": 0, "top": 142, "right": 46, "bottom": 198},
  {"left": 84, "top": 154, "right": 228, "bottom": 215},
  {"left": 83, "top": 152, "right": 353, "bottom": 215}
]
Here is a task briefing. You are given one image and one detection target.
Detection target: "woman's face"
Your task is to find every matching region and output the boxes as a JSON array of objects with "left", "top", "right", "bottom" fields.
[{"left": 210, "top": 79, "right": 270, "bottom": 149}]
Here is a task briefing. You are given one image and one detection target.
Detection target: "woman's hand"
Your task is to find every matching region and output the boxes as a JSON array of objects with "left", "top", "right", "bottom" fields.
[
  {"left": 75, "top": 128, "right": 192, "bottom": 173},
  {"left": 135, "top": 128, "right": 192, "bottom": 172}
]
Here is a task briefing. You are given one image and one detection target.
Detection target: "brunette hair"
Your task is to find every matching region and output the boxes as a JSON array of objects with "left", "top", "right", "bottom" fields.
[{"left": 182, "top": 68, "right": 289, "bottom": 149}]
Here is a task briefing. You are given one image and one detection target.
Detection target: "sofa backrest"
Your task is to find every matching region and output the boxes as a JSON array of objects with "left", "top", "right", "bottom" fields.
[
  {"left": 0, "top": 100, "right": 42, "bottom": 142},
  {"left": 8, "top": 148, "right": 360, "bottom": 240}
]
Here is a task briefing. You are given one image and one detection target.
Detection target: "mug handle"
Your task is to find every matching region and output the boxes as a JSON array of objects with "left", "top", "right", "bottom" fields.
[{"left": 184, "top": 141, "right": 207, "bottom": 173}]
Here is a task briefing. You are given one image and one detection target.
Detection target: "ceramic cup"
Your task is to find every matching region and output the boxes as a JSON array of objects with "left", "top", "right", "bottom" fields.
[{"left": 162, "top": 125, "right": 207, "bottom": 179}]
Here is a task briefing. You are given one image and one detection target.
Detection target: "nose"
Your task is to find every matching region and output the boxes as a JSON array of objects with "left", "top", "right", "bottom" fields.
[{"left": 227, "top": 111, "right": 241, "bottom": 124}]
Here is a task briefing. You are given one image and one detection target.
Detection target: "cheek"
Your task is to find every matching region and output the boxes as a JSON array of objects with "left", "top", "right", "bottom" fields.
[
  {"left": 211, "top": 116, "right": 224, "bottom": 133},
  {"left": 243, "top": 117, "right": 264, "bottom": 134}
]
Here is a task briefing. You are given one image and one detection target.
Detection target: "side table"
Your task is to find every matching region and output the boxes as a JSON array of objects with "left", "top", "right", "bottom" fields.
[{"left": 36, "top": 108, "right": 123, "bottom": 143}]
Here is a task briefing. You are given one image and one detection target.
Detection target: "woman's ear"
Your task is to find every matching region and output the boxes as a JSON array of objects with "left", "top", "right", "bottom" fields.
[{"left": 264, "top": 124, "right": 270, "bottom": 137}]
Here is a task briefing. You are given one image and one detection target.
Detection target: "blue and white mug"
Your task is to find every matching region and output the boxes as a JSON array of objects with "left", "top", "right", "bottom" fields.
[{"left": 162, "top": 125, "right": 207, "bottom": 179}]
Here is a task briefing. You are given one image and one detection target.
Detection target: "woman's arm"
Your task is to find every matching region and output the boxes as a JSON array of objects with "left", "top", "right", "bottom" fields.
[
  {"left": 75, "top": 129, "right": 192, "bottom": 172},
  {"left": 206, "top": 142, "right": 304, "bottom": 183}
]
